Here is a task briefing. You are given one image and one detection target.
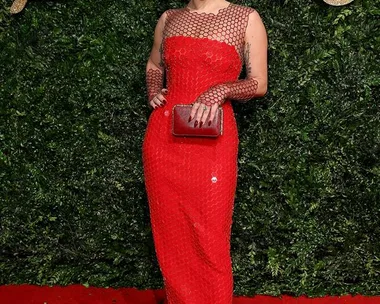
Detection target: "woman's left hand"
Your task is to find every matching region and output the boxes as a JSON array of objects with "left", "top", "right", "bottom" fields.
[
  {"left": 188, "top": 84, "right": 228, "bottom": 128},
  {"left": 189, "top": 102, "right": 219, "bottom": 128}
]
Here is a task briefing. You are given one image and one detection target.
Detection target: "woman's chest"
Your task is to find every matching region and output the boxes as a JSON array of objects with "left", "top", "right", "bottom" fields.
[{"left": 161, "top": 11, "right": 245, "bottom": 72}]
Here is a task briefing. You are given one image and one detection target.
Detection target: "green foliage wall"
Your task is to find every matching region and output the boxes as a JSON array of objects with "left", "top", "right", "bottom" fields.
[{"left": 0, "top": 0, "right": 379, "bottom": 296}]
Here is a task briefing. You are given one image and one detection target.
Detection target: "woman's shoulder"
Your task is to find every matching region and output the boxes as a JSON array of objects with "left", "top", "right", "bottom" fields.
[
  {"left": 230, "top": 3, "right": 257, "bottom": 15},
  {"left": 162, "top": 7, "right": 185, "bottom": 17},
  {"left": 230, "top": 3, "right": 263, "bottom": 26},
  {"left": 156, "top": 7, "right": 186, "bottom": 26},
  {"left": 156, "top": 8, "right": 183, "bottom": 26}
]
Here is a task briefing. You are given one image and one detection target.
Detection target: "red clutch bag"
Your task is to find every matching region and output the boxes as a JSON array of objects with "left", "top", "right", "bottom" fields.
[{"left": 172, "top": 104, "right": 223, "bottom": 138}]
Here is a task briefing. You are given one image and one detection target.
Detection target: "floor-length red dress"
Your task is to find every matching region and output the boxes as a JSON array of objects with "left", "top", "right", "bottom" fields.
[{"left": 143, "top": 3, "right": 256, "bottom": 304}]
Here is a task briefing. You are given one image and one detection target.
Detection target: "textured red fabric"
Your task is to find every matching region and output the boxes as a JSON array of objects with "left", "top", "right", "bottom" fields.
[{"left": 143, "top": 3, "right": 257, "bottom": 304}]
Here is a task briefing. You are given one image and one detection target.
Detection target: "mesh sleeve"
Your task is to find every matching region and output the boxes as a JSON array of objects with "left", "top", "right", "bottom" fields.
[
  {"left": 223, "top": 77, "right": 259, "bottom": 102},
  {"left": 146, "top": 68, "right": 164, "bottom": 102},
  {"left": 146, "top": 10, "right": 167, "bottom": 103},
  {"left": 196, "top": 78, "right": 259, "bottom": 106}
]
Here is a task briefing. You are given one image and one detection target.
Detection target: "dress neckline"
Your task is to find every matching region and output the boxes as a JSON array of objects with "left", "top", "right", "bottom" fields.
[{"left": 184, "top": 2, "right": 232, "bottom": 16}]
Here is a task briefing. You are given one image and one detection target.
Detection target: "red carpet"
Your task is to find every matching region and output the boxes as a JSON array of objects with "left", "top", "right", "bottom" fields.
[{"left": 0, "top": 285, "right": 379, "bottom": 304}]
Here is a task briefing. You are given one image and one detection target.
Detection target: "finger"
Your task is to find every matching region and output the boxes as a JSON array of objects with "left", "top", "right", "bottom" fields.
[
  {"left": 149, "top": 100, "right": 158, "bottom": 109},
  {"left": 151, "top": 96, "right": 163, "bottom": 108},
  {"left": 157, "top": 93, "right": 167, "bottom": 105},
  {"left": 189, "top": 102, "right": 201, "bottom": 123},
  {"left": 199, "top": 105, "right": 211, "bottom": 128},
  {"left": 154, "top": 94, "right": 167, "bottom": 107},
  {"left": 207, "top": 103, "right": 219, "bottom": 125},
  {"left": 149, "top": 98, "right": 159, "bottom": 109},
  {"left": 193, "top": 103, "right": 205, "bottom": 128},
  {"left": 161, "top": 88, "right": 168, "bottom": 95}
]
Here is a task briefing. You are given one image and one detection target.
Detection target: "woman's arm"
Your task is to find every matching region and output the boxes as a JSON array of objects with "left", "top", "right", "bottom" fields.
[
  {"left": 146, "top": 11, "right": 167, "bottom": 107},
  {"left": 190, "top": 10, "right": 268, "bottom": 125},
  {"left": 199, "top": 10, "right": 268, "bottom": 106},
  {"left": 223, "top": 9, "right": 268, "bottom": 100}
]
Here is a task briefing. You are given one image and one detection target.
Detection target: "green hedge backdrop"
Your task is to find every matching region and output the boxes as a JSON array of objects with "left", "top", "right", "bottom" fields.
[{"left": 0, "top": 0, "right": 379, "bottom": 297}]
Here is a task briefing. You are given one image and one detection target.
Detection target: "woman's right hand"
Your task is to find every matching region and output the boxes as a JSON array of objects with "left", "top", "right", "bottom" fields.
[{"left": 149, "top": 88, "right": 168, "bottom": 109}]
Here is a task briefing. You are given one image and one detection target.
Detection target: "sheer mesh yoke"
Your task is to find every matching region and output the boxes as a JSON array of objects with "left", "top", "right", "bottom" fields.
[
  {"left": 143, "top": 4, "right": 258, "bottom": 304},
  {"left": 163, "top": 4, "right": 251, "bottom": 62}
]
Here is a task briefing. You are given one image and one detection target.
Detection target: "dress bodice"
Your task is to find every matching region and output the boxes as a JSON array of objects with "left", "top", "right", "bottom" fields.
[{"left": 161, "top": 3, "right": 255, "bottom": 104}]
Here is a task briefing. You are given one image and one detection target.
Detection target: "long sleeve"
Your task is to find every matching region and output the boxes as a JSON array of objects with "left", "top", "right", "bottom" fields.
[
  {"left": 223, "top": 78, "right": 259, "bottom": 101},
  {"left": 194, "top": 78, "right": 259, "bottom": 106},
  {"left": 145, "top": 11, "right": 167, "bottom": 103},
  {"left": 146, "top": 68, "right": 164, "bottom": 102}
]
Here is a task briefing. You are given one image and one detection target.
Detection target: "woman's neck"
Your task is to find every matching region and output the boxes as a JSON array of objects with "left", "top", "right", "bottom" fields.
[{"left": 186, "top": 0, "right": 229, "bottom": 12}]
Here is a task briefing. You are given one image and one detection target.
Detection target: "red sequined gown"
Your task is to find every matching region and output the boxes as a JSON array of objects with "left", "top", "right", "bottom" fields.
[{"left": 143, "top": 3, "right": 258, "bottom": 304}]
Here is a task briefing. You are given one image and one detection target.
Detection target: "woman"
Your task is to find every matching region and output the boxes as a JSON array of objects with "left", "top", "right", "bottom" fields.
[{"left": 143, "top": 0, "right": 267, "bottom": 303}]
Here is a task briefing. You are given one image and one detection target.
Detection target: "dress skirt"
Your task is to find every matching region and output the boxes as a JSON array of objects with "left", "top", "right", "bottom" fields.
[{"left": 142, "top": 92, "right": 239, "bottom": 304}]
